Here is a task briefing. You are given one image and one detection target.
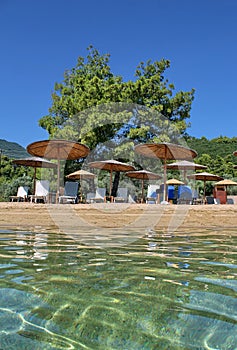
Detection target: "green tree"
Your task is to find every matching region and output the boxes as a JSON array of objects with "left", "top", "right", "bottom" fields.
[
  {"left": 195, "top": 154, "right": 213, "bottom": 172},
  {"left": 39, "top": 46, "right": 195, "bottom": 150},
  {"left": 3, "top": 175, "right": 33, "bottom": 201},
  {"left": 38, "top": 46, "right": 196, "bottom": 195},
  {"left": 0, "top": 155, "right": 34, "bottom": 201}
]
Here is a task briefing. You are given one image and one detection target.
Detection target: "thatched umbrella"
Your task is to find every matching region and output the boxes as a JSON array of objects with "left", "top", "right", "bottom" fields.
[
  {"left": 12, "top": 156, "right": 57, "bottom": 193},
  {"left": 88, "top": 159, "right": 135, "bottom": 197},
  {"left": 187, "top": 172, "right": 223, "bottom": 199},
  {"left": 214, "top": 179, "right": 237, "bottom": 197},
  {"left": 166, "top": 160, "right": 207, "bottom": 183},
  {"left": 125, "top": 169, "right": 161, "bottom": 203},
  {"left": 135, "top": 142, "right": 197, "bottom": 201},
  {"left": 66, "top": 169, "right": 95, "bottom": 180},
  {"left": 166, "top": 178, "right": 185, "bottom": 186},
  {"left": 27, "top": 139, "right": 90, "bottom": 197},
  {"left": 66, "top": 169, "right": 96, "bottom": 198}
]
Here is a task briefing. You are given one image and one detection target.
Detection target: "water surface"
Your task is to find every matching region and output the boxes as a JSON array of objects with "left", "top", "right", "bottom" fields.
[{"left": 0, "top": 228, "right": 237, "bottom": 349}]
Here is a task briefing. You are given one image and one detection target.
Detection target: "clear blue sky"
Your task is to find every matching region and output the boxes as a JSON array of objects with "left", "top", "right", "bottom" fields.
[{"left": 1, "top": 0, "right": 237, "bottom": 148}]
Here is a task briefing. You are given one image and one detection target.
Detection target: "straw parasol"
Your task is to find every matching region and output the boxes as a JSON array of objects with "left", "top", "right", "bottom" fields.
[
  {"left": 88, "top": 159, "right": 135, "bottom": 196},
  {"left": 187, "top": 172, "right": 223, "bottom": 199},
  {"left": 215, "top": 179, "right": 237, "bottom": 186},
  {"left": 166, "top": 178, "right": 185, "bottom": 185},
  {"left": 12, "top": 156, "right": 57, "bottom": 193},
  {"left": 66, "top": 169, "right": 95, "bottom": 180},
  {"left": 214, "top": 179, "right": 237, "bottom": 195},
  {"left": 125, "top": 169, "right": 161, "bottom": 203},
  {"left": 135, "top": 142, "right": 197, "bottom": 201},
  {"left": 27, "top": 140, "right": 90, "bottom": 196},
  {"left": 166, "top": 160, "right": 207, "bottom": 183},
  {"left": 66, "top": 169, "right": 95, "bottom": 197}
]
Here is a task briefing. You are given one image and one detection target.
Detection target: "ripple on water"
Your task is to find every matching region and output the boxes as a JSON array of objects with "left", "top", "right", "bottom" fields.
[
  {"left": 0, "top": 288, "right": 84, "bottom": 349},
  {"left": 0, "top": 229, "right": 237, "bottom": 349}
]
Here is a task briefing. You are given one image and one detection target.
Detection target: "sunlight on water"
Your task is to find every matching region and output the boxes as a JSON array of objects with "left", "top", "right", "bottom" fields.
[{"left": 0, "top": 228, "right": 237, "bottom": 349}]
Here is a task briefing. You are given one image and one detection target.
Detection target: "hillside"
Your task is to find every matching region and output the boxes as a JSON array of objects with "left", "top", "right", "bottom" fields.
[
  {"left": 0, "top": 139, "right": 29, "bottom": 159},
  {"left": 1, "top": 135, "right": 237, "bottom": 162},
  {"left": 186, "top": 136, "right": 237, "bottom": 163}
]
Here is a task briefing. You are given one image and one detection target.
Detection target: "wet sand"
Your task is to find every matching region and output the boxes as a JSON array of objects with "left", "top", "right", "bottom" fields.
[{"left": 1, "top": 202, "right": 237, "bottom": 234}]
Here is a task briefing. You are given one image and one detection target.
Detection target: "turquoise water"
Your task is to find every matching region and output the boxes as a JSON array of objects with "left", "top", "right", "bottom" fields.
[{"left": 0, "top": 228, "right": 237, "bottom": 349}]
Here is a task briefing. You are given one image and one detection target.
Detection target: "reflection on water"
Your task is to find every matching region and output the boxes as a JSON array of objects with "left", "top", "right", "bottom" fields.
[{"left": 0, "top": 228, "right": 237, "bottom": 349}]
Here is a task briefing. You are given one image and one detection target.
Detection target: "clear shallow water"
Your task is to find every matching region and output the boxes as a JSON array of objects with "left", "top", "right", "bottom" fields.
[{"left": 0, "top": 228, "right": 237, "bottom": 349}]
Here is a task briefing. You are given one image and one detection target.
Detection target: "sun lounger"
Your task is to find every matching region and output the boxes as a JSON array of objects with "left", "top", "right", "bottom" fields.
[
  {"left": 59, "top": 181, "right": 79, "bottom": 204},
  {"left": 90, "top": 188, "right": 106, "bottom": 203},
  {"left": 177, "top": 186, "right": 193, "bottom": 204},
  {"left": 214, "top": 198, "right": 221, "bottom": 204},
  {"left": 146, "top": 185, "right": 159, "bottom": 204},
  {"left": 29, "top": 180, "right": 50, "bottom": 203},
  {"left": 177, "top": 193, "right": 193, "bottom": 204},
  {"left": 128, "top": 194, "right": 136, "bottom": 203},
  {"left": 206, "top": 196, "right": 215, "bottom": 204},
  {"left": 9, "top": 186, "right": 29, "bottom": 202},
  {"left": 114, "top": 188, "right": 128, "bottom": 202},
  {"left": 86, "top": 192, "right": 96, "bottom": 203},
  {"left": 227, "top": 198, "right": 234, "bottom": 204}
]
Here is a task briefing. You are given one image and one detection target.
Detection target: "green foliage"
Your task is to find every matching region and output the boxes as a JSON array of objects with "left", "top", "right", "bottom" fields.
[
  {"left": 187, "top": 136, "right": 237, "bottom": 163},
  {"left": 2, "top": 175, "right": 33, "bottom": 201},
  {"left": 184, "top": 136, "right": 237, "bottom": 195},
  {"left": 0, "top": 154, "right": 34, "bottom": 201},
  {"left": 186, "top": 136, "right": 237, "bottom": 177},
  {"left": 1, "top": 155, "right": 33, "bottom": 179},
  {"left": 39, "top": 46, "right": 195, "bottom": 150}
]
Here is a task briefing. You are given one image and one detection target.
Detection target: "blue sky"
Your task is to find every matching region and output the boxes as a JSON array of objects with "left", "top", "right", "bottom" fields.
[{"left": 1, "top": 0, "right": 237, "bottom": 148}]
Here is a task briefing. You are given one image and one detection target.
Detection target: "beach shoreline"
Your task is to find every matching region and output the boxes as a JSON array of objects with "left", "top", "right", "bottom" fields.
[{"left": 1, "top": 202, "right": 237, "bottom": 234}]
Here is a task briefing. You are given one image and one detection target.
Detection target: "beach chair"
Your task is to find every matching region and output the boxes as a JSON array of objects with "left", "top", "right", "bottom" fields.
[
  {"left": 90, "top": 188, "right": 106, "bottom": 203},
  {"left": 177, "top": 192, "right": 193, "bottom": 204},
  {"left": 192, "top": 189, "right": 199, "bottom": 200},
  {"left": 86, "top": 192, "right": 96, "bottom": 203},
  {"left": 9, "top": 186, "right": 29, "bottom": 202},
  {"left": 114, "top": 188, "right": 128, "bottom": 203},
  {"left": 29, "top": 180, "right": 50, "bottom": 203},
  {"left": 146, "top": 185, "right": 159, "bottom": 204},
  {"left": 227, "top": 198, "right": 234, "bottom": 204},
  {"left": 59, "top": 181, "right": 79, "bottom": 204},
  {"left": 206, "top": 196, "right": 215, "bottom": 204},
  {"left": 214, "top": 198, "right": 221, "bottom": 204},
  {"left": 191, "top": 189, "right": 203, "bottom": 204},
  {"left": 177, "top": 186, "right": 193, "bottom": 204},
  {"left": 128, "top": 194, "right": 136, "bottom": 203}
]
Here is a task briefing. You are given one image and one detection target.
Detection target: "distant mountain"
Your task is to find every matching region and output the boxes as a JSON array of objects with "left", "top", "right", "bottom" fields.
[
  {"left": 2, "top": 135, "right": 237, "bottom": 162},
  {"left": 0, "top": 139, "right": 29, "bottom": 159}
]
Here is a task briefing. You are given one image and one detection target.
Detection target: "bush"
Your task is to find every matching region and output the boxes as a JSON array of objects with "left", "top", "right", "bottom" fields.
[{"left": 0, "top": 176, "right": 33, "bottom": 201}]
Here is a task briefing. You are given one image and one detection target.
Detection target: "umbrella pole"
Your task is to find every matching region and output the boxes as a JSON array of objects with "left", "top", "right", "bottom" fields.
[
  {"left": 141, "top": 178, "right": 144, "bottom": 203},
  {"left": 163, "top": 157, "right": 167, "bottom": 202},
  {"left": 203, "top": 179, "right": 206, "bottom": 204},
  {"left": 109, "top": 169, "right": 112, "bottom": 197},
  {"left": 57, "top": 159, "right": 60, "bottom": 201},
  {"left": 183, "top": 169, "right": 187, "bottom": 184},
  {"left": 79, "top": 176, "right": 82, "bottom": 202},
  {"left": 33, "top": 167, "right": 37, "bottom": 194}
]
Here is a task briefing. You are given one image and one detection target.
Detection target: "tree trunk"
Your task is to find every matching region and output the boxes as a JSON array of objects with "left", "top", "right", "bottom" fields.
[{"left": 111, "top": 172, "right": 120, "bottom": 197}]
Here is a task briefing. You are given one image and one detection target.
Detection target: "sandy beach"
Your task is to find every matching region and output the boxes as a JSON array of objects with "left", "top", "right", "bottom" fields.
[{"left": 1, "top": 202, "right": 237, "bottom": 234}]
